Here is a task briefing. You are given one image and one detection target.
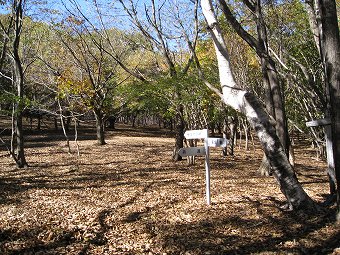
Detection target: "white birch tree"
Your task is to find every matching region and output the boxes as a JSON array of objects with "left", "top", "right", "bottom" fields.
[{"left": 200, "top": 0, "right": 317, "bottom": 211}]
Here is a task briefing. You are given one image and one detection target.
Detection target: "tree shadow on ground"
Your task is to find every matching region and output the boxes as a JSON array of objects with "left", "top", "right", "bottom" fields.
[
  {"left": 1, "top": 128, "right": 337, "bottom": 254},
  {"left": 0, "top": 124, "right": 174, "bottom": 153},
  {"left": 149, "top": 199, "right": 339, "bottom": 254},
  {"left": 0, "top": 162, "right": 182, "bottom": 206},
  {"left": 0, "top": 172, "right": 123, "bottom": 205},
  {"left": 0, "top": 226, "right": 80, "bottom": 255},
  {"left": 0, "top": 183, "right": 157, "bottom": 255},
  {"left": 1, "top": 174, "right": 339, "bottom": 254}
]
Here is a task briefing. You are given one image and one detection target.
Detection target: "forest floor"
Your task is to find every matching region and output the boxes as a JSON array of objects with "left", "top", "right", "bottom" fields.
[{"left": 0, "top": 121, "right": 339, "bottom": 255}]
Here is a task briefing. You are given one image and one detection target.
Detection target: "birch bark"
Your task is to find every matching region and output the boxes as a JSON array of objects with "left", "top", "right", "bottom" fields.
[{"left": 201, "top": 0, "right": 316, "bottom": 211}]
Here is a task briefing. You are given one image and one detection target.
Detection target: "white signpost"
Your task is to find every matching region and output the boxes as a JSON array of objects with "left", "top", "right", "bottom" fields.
[
  {"left": 207, "top": 137, "right": 228, "bottom": 147},
  {"left": 180, "top": 129, "right": 228, "bottom": 205},
  {"left": 178, "top": 147, "right": 206, "bottom": 157},
  {"left": 184, "top": 129, "right": 208, "bottom": 139}
]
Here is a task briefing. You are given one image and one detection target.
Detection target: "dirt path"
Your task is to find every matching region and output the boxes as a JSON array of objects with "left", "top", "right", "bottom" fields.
[{"left": 0, "top": 125, "right": 339, "bottom": 254}]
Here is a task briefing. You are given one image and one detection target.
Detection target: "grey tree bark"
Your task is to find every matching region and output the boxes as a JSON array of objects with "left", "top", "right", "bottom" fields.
[
  {"left": 315, "top": 0, "right": 340, "bottom": 221},
  {"left": 12, "top": 0, "right": 28, "bottom": 168},
  {"left": 0, "top": 0, "right": 28, "bottom": 167},
  {"left": 94, "top": 109, "right": 106, "bottom": 145}
]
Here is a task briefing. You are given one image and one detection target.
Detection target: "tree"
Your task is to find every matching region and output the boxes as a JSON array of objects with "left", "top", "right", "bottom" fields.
[
  {"left": 265, "top": 1, "right": 336, "bottom": 196},
  {"left": 314, "top": 0, "right": 340, "bottom": 221},
  {"left": 267, "top": 0, "right": 325, "bottom": 140},
  {"left": 118, "top": 0, "right": 199, "bottom": 161},
  {"left": 53, "top": 0, "right": 148, "bottom": 145},
  {"left": 0, "top": 0, "right": 28, "bottom": 168},
  {"left": 195, "top": 20, "right": 261, "bottom": 156},
  {"left": 303, "top": 0, "right": 340, "bottom": 220},
  {"left": 217, "top": 0, "right": 290, "bottom": 175},
  {"left": 200, "top": 0, "right": 317, "bottom": 211}
]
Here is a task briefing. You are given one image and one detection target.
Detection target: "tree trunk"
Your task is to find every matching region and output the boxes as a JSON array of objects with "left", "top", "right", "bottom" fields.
[
  {"left": 63, "top": 110, "right": 71, "bottom": 132},
  {"left": 54, "top": 117, "right": 58, "bottom": 130},
  {"left": 13, "top": 0, "right": 27, "bottom": 168},
  {"left": 305, "top": 0, "right": 322, "bottom": 55},
  {"left": 228, "top": 115, "right": 237, "bottom": 156},
  {"left": 14, "top": 104, "right": 27, "bottom": 168},
  {"left": 201, "top": 0, "right": 317, "bottom": 211},
  {"left": 219, "top": 0, "right": 289, "bottom": 175},
  {"left": 259, "top": 155, "right": 271, "bottom": 176},
  {"left": 94, "top": 109, "right": 106, "bottom": 145},
  {"left": 173, "top": 105, "right": 185, "bottom": 161},
  {"left": 316, "top": 0, "right": 340, "bottom": 221},
  {"left": 57, "top": 100, "right": 71, "bottom": 153},
  {"left": 244, "top": 93, "right": 315, "bottom": 210},
  {"left": 256, "top": 1, "right": 289, "bottom": 175},
  {"left": 265, "top": 59, "right": 289, "bottom": 155}
]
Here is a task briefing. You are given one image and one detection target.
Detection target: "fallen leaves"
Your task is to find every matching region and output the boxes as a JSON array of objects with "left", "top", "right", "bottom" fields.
[{"left": 0, "top": 125, "right": 339, "bottom": 254}]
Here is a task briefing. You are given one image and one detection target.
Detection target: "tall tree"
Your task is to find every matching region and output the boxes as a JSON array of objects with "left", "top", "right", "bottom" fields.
[
  {"left": 56, "top": 29, "right": 122, "bottom": 145},
  {"left": 200, "top": 0, "right": 316, "bottom": 211},
  {"left": 218, "top": 0, "right": 289, "bottom": 175},
  {"left": 315, "top": 0, "right": 340, "bottom": 221},
  {"left": 118, "top": 0, "right": 199, "bottom": 161},
  {"left": 54, "top": 0, "right": 148, "bottom": 145},
  {"left": 0, "top": 0, "right": 28, "bottom": 168},
  {"left": 304, "top": 0, "right": 340, "bottom": 220},
  {"left": 12, "top": 0, "right": 28, "bottom": 167}
]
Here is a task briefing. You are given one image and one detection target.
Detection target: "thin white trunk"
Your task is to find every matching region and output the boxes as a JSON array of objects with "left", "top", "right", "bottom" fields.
[{"left": 57, "top": 99, "right": 71, "bottom": 154}]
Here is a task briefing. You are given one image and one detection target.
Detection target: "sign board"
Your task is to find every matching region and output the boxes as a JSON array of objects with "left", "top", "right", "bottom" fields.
[
  {"left": 206, "top": 138, "right": 228, "bottom": 147},
  {"left": 178, "top": 147, "right": 206, "bottom": 157},
  {"left": 306, "top": 118, "right": 331, "bottom": 127},
  {"left": 184, "top": 129, "right": 208, "bottom": 139},
  {"left": 179, "top": 129, "right": 229, "bottom": 206}
]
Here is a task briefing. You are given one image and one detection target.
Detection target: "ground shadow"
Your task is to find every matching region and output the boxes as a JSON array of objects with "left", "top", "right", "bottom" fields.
[{"left": 149, "top": 200, "right": 339, "bottom": 254}]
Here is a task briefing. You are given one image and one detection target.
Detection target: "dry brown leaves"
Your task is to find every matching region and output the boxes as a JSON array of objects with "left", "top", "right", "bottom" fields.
[{"left": 0, "top": 124, "right": 339, "bottom": 255}]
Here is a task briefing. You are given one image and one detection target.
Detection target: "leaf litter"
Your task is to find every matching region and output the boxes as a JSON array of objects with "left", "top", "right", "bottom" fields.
[{"left": 0, "top": 125, "right": 339, "bottom": 255}]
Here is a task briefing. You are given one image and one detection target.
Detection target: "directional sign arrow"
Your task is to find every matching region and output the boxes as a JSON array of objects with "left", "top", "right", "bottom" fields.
[
  {"left": 178, "top": 146, "right": 206, "bottom": 157},
  {"left": 206, "top": 138, "right": 228, "bottom": 147},
  {"left": 306, "top": 118, "right": 331, "bottom": 127},
  {"left": 184, "top": 129, "right": 208, "bottom": 139}
]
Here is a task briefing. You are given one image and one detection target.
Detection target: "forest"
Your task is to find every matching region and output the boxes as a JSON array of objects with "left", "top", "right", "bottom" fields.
[{"left": 0, "top": 0, "right": 339, "bottom": 254}]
